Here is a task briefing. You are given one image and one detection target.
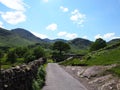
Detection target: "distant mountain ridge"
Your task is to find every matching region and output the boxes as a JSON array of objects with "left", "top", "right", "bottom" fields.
[
  {"left": 0, "top": 27, "right": 119, "bottom": 50},
  {"left": 11, "top": 28, "right": 44, "bottom": 43},
  {"left": 0, "top": 28, "right": 34, "bottom": 47},
  {"left": 69, "top": 38, "right": 92, "bottom": 49}
]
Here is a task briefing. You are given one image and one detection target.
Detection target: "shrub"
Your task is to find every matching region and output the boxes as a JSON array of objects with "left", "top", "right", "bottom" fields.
[
  {"left": 33, "top": 46, "right": 45, "bottom": 59},
  {"left": 90, "top": 38, "right": 107, "bottom": 51},
  {"left": 24, "top": 51, "right": 35, "bottom": 63},
  {"left": 6, "top": 49, "right": 17, "bottom": 63}
]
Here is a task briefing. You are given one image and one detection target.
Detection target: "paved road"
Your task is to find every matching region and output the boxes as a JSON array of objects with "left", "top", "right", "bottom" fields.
[{"left": 42, "top": 63, "right": 88, "bottom": 90}]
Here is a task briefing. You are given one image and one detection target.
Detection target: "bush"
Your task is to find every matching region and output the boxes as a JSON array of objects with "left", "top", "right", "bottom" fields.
[
  {"left": 33, "top": 46, "right": 45, "bottom": 59},
  {"left": 32, "top": 66, "right": 46, "bottom": 90},
  {"left": 6, "top": 49, "right": 17, "bottom": 63},
  {"left": 90, "top": 38, "right": 107, "bottom": 51},
  {"left": 24, "top": 51, "right": 35, "bottom": 63},
  {"left": 15, "top": 47, "right": 28, "bottom": 58}
]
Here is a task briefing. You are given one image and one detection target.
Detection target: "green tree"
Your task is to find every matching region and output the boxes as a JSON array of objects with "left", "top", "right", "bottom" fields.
[
  {"left": 33, "top": 46, "right": 45, "bottom": 59},
  {"left": 24, "top": 51, "right": 35, "bottom": 63},
  {"left": 53, "top": 41, "right": 70, "bottom": 55},
  {"left": 90, "top": 38, "right": 107, "bottom": 51},
  {"left": 15, "top": 47, "right": 28, "bottom": 58},
  {"left": 7, "top": 49, "right": 17, "bottom": 63},
  {"left": 52, "top": 41, "right": 70, "bottom": 62}
]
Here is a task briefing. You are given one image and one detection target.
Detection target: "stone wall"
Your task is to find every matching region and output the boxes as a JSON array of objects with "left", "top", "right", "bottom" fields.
[{"left": 0, "top": 58, "right": 46, "bottom": 90}]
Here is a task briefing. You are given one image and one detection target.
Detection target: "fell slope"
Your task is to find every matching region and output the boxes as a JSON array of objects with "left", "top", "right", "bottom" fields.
[{"left": 0, "top": 28, "right": 34, "bottom": 47}]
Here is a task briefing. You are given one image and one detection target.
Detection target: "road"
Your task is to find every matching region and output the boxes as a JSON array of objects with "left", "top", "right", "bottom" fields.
[{"left": 42, "top": 63, "right": 88, "bottom": 90}]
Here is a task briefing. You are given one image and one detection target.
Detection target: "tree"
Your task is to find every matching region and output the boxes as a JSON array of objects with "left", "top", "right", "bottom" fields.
[
  {"left": 24, "top": 51, "right": 35, "bottom": 63},
  {"left": 33, "top": 46, "right": 45, "bottom": 59},
  {"left": 90, "top": 38, "right": 107, "bottom": 51},
  {"left": 6, "top": 49, "right": 17, "bottom": 63},
  {"left": 53, "top": 41, "right": 70, "bottom": 55},
  {"left": 0, "top": 50, "right": 3, "bottom": 75},
  {"left": 52, "top": 41, "right": 70, "bottom": 62},
  {"left": 15, "top": 47, "right": 28, "bottom": 58}
]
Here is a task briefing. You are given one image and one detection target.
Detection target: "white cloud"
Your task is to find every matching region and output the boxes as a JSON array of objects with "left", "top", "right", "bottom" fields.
[
  {"left": 58, "top": 31, "right": 78, "bottom": 39},
  {"left": 0, "top": 0, "right": 26, "bottom": 11},
  {"left": 94, "top": 33, "right": 120, "bottom": 40},
  {"left": 46, "top": 23, "right": 57, "bottom": 31},
  {"left": 112, "top": 36, "right": 120, "bottom": 39},
  {"left": 82, "top": 36, "right": 88, "bottom": 39},
  {"left": 60, "top": 6, "right": 69, "bottom": 12},
  {"left": 0, "top": 0, "right": 27, "bottom": 25},
  {"left": 31, "top": 31, "right": 48, "bottom": 39},
  {"left": 58, "top": 31, "right": 67, "bottom": 36},
  {"left": 70, "top": 9, "right": 86, "bottom": 26},
  {"left": 43, "top": 0, "right": 48, "bottom": 3},
  {"left": 95, "top": 34, "right": 102, "bottom": 39},
  {"left": 103, "top": 33, "right": 115, "bottom": 39},
  {"left": 66, "top": 33, "right": 78, "bottom": 39},
  {"left": 1, "top": 11, "right": 26, "bottom": 25},
  {"left": 0, "top": 21, "right": 3, "bottom": 28}
]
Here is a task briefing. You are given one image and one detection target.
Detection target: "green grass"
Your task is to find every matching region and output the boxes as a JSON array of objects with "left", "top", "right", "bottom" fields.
[
  {"left": 108, "top": 65, "right": 120, "bottom": 77},
  {"left": 60, "top": 58, "right": 87, "bottom": 66},
  {"left": 85, "top": 47, "right": 120, "bottom": 65},
  {"left": 47, "top": 59, "right": 54, "bottom": 63},
  {"left": 60, "top": 43, "right": 120, "bottom": 77},
  {"left": 60, "top": 46, "right": 120, "bottom": 66},
  {"left": 32, "top": 65, "right": 46, "bottom": 90}
]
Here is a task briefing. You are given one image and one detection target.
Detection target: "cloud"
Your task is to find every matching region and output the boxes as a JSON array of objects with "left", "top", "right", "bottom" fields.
[
  {"left": 0, "top": 0, "right": 27, "bottom": 25},
  {"left": 0, "top": 21, "right": 3, "bottom": 28},
  {"left": 0, "top": 0, "right": 27, "bottom": 11},
  {"left": 58, "top": 31, "right": 78, "bottom": 39},
  {"left": 95, "top": 33, "right": 120, "bottom": 40},
  {"left": 31, "top": 31, "right": 48, "bottom": 39},
  {"left": 103, "top": 33, "right": 115, "bottom": 39},
  {"left": 70, "top": 9, "right": 86, "bottom": 26},
  {"left": 95, "top": 34, "right": 102, "bottom": 39},
  {"left": 82, "top": 36, "right": 88, "bottom": 39},
  {"left": 60, "top": 6, "right": 69, "bottom": 12},
  {"left": 57, "top": 31, "right": 67, "bottom": 36},
  {"left": 46, "top": 23, "right": 57, "bottom": 31},
  {"left": 1, "top": 11, "right": 26, "bottom": 25},
  {"left": 43, "top": 0, "right": 48, "bottom": 3}
]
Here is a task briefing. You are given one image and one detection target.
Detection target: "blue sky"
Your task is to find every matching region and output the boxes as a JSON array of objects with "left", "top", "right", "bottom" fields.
[{"left": 0, "top": 0, "right": 120, "bottom": 41}]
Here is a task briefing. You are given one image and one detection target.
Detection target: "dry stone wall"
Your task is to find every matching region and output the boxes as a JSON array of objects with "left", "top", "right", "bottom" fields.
[{"left": 0, "top": 58, "right": 46, "bottom": 90}]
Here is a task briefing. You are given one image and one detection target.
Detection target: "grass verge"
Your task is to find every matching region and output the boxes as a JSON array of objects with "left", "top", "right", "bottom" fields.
[{"left": 32, "top": 65, "right": 46, "bottom": 90}]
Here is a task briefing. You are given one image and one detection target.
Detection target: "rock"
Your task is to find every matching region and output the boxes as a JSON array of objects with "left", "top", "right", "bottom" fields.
[
  {"left": 1, "top": 58, "right": 46, "bottom": 90},
  {"left": 89, "top": 74, "right": 112, "bottom": 84},
  {"left": 100, "top": 80, "right": 117, "bottom": 90},
  {"left": 82, "top": 66, "right": 105, "bottom": 79},
  {"left": 117, "top": 80, "right": 120, "bottom": 90}
]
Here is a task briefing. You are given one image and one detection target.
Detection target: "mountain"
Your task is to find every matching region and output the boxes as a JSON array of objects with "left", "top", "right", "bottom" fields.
[
  {"left": 108, "top": 38, "right": 120, "bottom": 45},
  {"left": 69, "top": 38, "right": 92, "bottom": 49},
  {"left": 0, "top": 28, "right": 34, "bottom": 47},
  {"left": 0, "top": 28, "right": 92, "bottom": 50},
  {"left": 11, "top": 28, "right": 44, "bottom": 43}
]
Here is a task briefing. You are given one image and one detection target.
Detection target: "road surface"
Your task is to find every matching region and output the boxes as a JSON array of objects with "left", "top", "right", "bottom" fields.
[{"left": 42, "top": 63, "right": 88, "bottom": 90}]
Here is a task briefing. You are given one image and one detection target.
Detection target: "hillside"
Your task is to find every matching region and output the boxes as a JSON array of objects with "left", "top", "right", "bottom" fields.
[
  {"left": 11, "top": 28, "right": 44, "bottom": 43},
  {"left": 108, "top": 38, "right": 120, "bottom": 45},
  {"left": 70, "top": 38, "right": 92, "bottom": 49},
  {"left": 61, "top": 41, "right": 120, "bottom": 66},
  {"left": 0, "top": 28, "right": 34, "bottom": 47},
  {"left": 2, "top": 27, "right": 119, "bottom": 51}
]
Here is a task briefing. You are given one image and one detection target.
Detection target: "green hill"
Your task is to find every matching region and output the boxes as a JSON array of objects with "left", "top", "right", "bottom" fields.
[
  {"left": 69, "top": 38, "right": 92, "bottom": 49},
  {"left": 11, "top": 28, "right": 44, "bottom": 43},
  {"left": 0, "top": 28, "right": 34, "bottom": 47},
  {"left": 60, "top": 41, "right": 120, "bottom": 66}
]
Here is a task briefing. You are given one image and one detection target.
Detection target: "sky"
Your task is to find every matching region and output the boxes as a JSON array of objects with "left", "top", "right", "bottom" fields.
[{"left": 0, "top": 0, "right": 120, "bottom": 41}]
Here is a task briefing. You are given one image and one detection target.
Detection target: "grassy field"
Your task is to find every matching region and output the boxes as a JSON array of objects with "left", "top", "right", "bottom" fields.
[{"left": 60, "top": 42, "right": 120, "bottom": 76}]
